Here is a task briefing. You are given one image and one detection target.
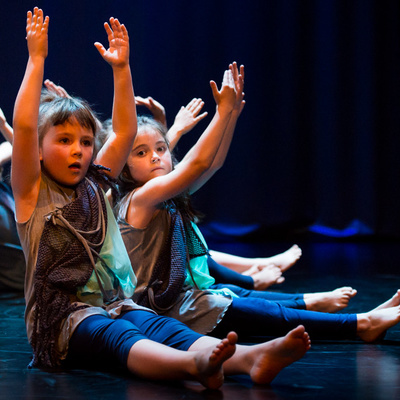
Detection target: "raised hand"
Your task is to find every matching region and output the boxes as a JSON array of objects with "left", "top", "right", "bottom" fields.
[
  {"left": 209, "top": 69, "right": 236, "bottom": 114},
  {"left": 26, "top": 7, "right": 49, "bottom": 60},
  {"left": 135, "top": 96, "right": 167, "bottom": 127},
  {"left": 94, "top": 17, "right": 129, "bottom": 68},
  {"left": 229, "top": 62, "right": 245, "bottom": 114},
  {"left": 172, "top": 98, "right": 208, "bottom": 135},
  {"left": 44, "top": 79, "right": 71, "bottom": 98}
]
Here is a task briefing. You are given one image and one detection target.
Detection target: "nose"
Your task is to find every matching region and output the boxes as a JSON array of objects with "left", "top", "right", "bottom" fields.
[
  {"left": 72, "top": 142, "right": 83, "bottom": 157},
  {"left": 151, "top": 152, "right": 160, "bottom": 163}
]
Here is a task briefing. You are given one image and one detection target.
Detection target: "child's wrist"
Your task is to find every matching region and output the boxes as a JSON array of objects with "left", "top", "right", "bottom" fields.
[
  {"left": 216, "top": 105, "right": 233, "bottom": 117},
  {"left": 111, "top": 62, "right": 130, "bottom": 72}
]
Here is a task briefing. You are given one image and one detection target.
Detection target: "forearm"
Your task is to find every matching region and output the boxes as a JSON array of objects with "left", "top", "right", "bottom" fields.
[
  {"left": 111, "top": 65, "right": 137, "bottom": 141},
  {"left": 13, "top": 58, "right": 44, "bottom": 134},
  {"left": 181, "top": 107, "right": 231, "bottom": 170},
  {"left": 102, "top": 65, "right": 137, "bottom": 178},
  {"left": 166, "top": 125, "right": 184, "bottom": 151},
  {"left": 208, "top": 109, "right": 239, "bottom": 170}
]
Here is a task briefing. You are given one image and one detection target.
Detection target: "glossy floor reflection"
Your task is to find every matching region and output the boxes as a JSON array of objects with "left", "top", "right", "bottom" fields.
[{"left": 1, "top": 239, "right": 400, "bottom": 400}]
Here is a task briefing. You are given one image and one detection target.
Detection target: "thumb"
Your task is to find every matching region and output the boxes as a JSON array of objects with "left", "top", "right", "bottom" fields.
[
  {"left": 209, "top": 80, "right": 219, "bottom": 102},
  {"left": 94, "top": 42, "right": 106, "bottom": 57}
]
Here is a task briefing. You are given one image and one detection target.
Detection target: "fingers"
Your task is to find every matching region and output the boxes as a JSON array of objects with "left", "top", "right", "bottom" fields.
[
  {"left": 195, "top": 111, "right": 208, "bottom": 122},
  {"left": 44, "top": 79, "right": 70, "bottom": 98},
  {"left": 240, "top": 64, "right": 245, "bottom": 81},
  {"left": 210, "top": 80, "right": 221, "bottom": 103},
  {"left": 104, "top": 17, "right": 128, "bottom": 42},
  {"left": 94, "top": 41, "right": 106, "bottom": 56},
  {"left": 221, "top": 70, "right": 234, "bottom": 89},
  {"left": 185, "top": 98, "right": 204, "bottom": 113}
]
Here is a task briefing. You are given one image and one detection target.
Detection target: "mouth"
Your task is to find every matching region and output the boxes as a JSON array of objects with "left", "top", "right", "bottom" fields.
[{"left": 69, "top": 162, "right": 81, "bottom": 171}]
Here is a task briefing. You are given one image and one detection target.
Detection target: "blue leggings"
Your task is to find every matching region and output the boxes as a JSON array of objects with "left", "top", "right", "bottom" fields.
[
  {"left": 66, "top": 310, "right": 203, "bottom": 369},
  {"left": 208, "top": 256, "right": 307, "bottom": 308},
  {"left": 210, "top": 297, "right": 358, "bottom": 341},
  {"left": 211, "top": 283, "right": 306, "bottom": 309}
]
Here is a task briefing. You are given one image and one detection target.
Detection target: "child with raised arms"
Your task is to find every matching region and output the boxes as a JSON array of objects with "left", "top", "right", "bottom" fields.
[
  {"left": 115, "top": 61, "right": 400, "bottom": 343},
  {"left": 11, "top": 7, "right": 311, "bottom": 388},
  {"left": 132, "top": 91, "right": 358, "bottom": 307}
]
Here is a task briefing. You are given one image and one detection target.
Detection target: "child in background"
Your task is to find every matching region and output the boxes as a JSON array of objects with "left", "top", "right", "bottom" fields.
[
  {"left": 0, "top": 107, "right": 25, "bottom": 290},
  {"left": 135, "top": 91, "right": 302, "bottom": 289},
  {"left": 115, "top": 62, "right": 400, "bottom": 343},
  {"left": 131, "top": 78, "right": 356, "bottom": 308},
  {"left": 11, "top": 8, "right": 311, "bottom": 388}
]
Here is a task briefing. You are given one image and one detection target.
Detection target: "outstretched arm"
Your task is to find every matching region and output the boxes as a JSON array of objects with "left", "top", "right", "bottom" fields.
[
  {"left": 189, "top": 62, "right": 245, "bottom": 194},
  {"left": 167, "top": 98, "right": 208, "bottom": 151},
  {"left": 12, "top": 7, "right": 49, "bottom": 222},
  {"left": 94, "top": 17, "right": 137, "bottom": 179},
  {"left": 127, "top": 67, "right": 236, "bottom": 227}
]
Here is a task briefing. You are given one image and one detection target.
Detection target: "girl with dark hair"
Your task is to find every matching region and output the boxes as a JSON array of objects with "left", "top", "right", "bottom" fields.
[{"left": 115, "top": 63, "right": 400, "bottom": 344}]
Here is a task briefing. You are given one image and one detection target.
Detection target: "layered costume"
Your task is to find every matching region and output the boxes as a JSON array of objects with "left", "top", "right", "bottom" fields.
[
  {"left": 18, "top": 172, "right": 202, "bottom": 369},
  {"left": 118, "top": 195, "right": 358, "bottom": 341}
]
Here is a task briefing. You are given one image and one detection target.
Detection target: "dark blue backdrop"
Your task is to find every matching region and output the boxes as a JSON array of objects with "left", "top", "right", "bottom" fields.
[{"left": 1, "top": 0, "right": 400, "bottom": 240}]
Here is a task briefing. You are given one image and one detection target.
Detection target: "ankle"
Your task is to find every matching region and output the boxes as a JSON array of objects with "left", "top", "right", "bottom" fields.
[{"left": 356, "top": 313, "right": 371, "bottom": 333}]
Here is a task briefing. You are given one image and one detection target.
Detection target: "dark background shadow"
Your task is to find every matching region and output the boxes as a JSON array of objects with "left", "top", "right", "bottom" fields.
[{"left": 1, "top": 0, "right": 400, "bottom": 241}]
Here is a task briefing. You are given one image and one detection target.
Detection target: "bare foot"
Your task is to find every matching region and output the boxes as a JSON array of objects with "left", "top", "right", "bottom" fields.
[
  {"left": 194, "top": 331, "right": 237, "bottom": 389},
  {"left": 304, "top": 287, "right": 358, "bottom": 313},
  {"left": 372, "top": 290, "right": 400, "bottom": 311},
  {"left": 261, "top": 245, "right": 302, "bottom": 273},
  {"left": 357, "top": 306, "right": 400, "bottom": 343},
  {"left": 246, "top": 325, "right": 311, "bottom": 385},
  {"left": 246, "top": 264, "right": 285, "bottom": 290}
]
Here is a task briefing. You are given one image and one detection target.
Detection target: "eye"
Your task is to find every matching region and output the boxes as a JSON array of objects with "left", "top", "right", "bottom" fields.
[
  {"left": 82, "top": 139, "right": 93, "bottom": 147},
  {"left": 137, "top": 150, "right": 146, "bottom": 157},
  {"left": 59, "top": 138, "right": 69, "bottom": 144},
  {"left": 157, "top": 145, "right": 167, "bottom": 153}
]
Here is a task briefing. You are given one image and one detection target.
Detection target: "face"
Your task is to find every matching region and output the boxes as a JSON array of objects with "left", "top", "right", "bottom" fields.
[
  {"left": 39, "top": 119, "right": 95, "bottom": 187},
  {"left": 127, "top": 128, "right": 172, "bottom": 185}
]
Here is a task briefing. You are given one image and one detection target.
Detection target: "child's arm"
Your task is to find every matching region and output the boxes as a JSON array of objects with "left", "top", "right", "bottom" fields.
[
  {"left": 135, "top": 96, "right": 167, "bottom": 128},
  {"left": 0, "top": 142, "right": 12, "bottom": 166},
  {"left": 128, "top": 67, "right": 236, "bottom": 227},
  {"left": 0, "top": 108, "right": 14, "bottom": 143},
  {"left": 94, "top": 18, "right": 137, "bottom": 179},
  {"left": 167, "top": 98, "right": 208, "bottom": 151},
  {"left": 12, "top": 8, "right": 49, "bottom": 223},
  {"left": 188, "top": 62, "right": 245, "bottom": 194}
]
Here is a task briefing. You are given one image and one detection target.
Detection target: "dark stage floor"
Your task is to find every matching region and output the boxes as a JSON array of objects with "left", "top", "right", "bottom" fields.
[{"left": 1, "top": 238, "right": 400, "bottom": 400}]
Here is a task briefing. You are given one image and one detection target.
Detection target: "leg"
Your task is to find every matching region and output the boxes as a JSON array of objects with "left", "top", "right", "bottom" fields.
[
  {"left": 123, "top": 311, "right": 310, "bottom": 385},
  {"left": 121, "top": 311, "right": 310, "bottom": 385},
  {"left": 66, "top": 313, "right": 236, "bottom": 389},
  {"left": 211, "top": 297, "right": 358, "bottom": 340},
  {"left": 356, "top": 291, "right": 400, "bottom": 342},
  {"left": 126, "top": 336, "right": 235, "bottom": 389},
  {"left": 210, "top": 295, "right": 400, "bottom": 343},
  {"left": 211, "top": 283, "right": 307, "bottom": 309},
  {"left": 188, "top": 328, "right": 311, "bottom": 385}
]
